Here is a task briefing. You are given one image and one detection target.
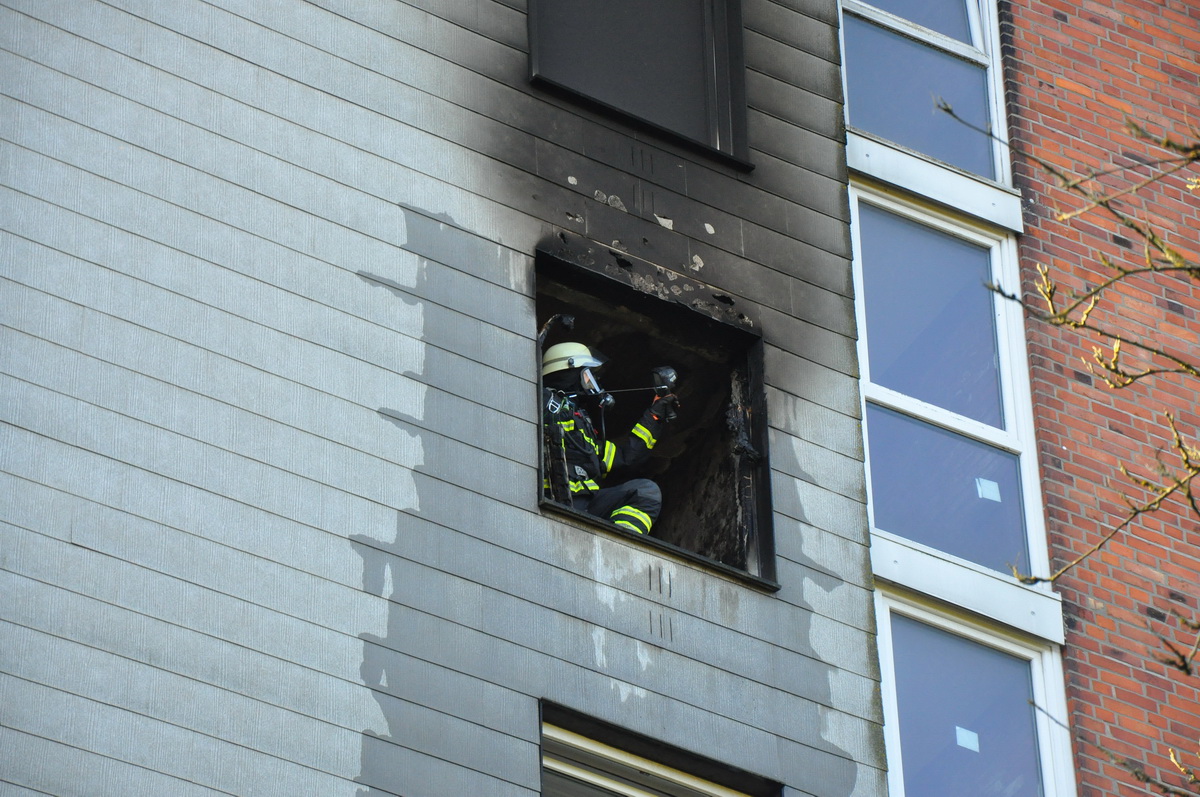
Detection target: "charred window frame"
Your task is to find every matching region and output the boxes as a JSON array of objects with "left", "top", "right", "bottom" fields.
[
  {"left": 536, "top": 242, "right": 775, "bottom": 587},
  {"left": 528, "top": 0, "right": 751, "bottom": 166},
  {"left": 540, "top": 702, "right": 782, "bottom": 797}
]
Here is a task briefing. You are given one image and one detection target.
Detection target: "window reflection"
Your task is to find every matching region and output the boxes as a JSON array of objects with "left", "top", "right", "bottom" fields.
[
  {"left": 867, "top": 404, "right": 1027, "bottom": 573},
  {"left": 892, "top": 615, "right": 1044, "bottom": 797},
  {"left": 860, "top": 203, "right": 1003, "bottom": 427},
  {"left": 844, "top": 15, "right": 993, "bottom": 177},
  {"left": 864, "top": 0, "right": 972, "bottom": 41}
]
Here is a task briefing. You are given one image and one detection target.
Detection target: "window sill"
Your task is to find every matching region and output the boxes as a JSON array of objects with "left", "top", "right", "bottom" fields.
[
  {"left": 540, "top": 498, "right": 782, "bottom": 593},
  {"left": 848, "top": 131, "right": 1024, "bottom": 232},
  {"left": 870, "top": 530, "right": 1064, "bottom": 642}
]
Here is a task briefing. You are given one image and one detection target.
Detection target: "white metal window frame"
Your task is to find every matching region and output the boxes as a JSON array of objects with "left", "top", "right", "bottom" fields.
[
  {"left": 840, "top": 0, "right": 1024, "bottom": 231},
  {"left": 850, "top": 184, "right": 1062, "bottom": 641},
  {"left": 874, "top": 590, "right": 1077, "bottom": 797}
]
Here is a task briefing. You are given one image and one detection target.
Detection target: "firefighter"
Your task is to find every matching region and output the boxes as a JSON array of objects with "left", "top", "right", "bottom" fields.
[{"left": 541, "top": 342, "right": 678, "bottom": 536}]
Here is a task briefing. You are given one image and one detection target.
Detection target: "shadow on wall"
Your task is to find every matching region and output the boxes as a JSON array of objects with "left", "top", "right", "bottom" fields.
[
  {"left": 347, "top": 206, "right": 860, "bottom": 797},
  {"left": 350, "top": 204, "right": 522, "bottom": 795}
]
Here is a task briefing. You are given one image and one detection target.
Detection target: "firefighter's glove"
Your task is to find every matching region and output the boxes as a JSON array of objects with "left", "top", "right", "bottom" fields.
[{"left": 650, "top": 394, "right": 679, "bottom": 423}]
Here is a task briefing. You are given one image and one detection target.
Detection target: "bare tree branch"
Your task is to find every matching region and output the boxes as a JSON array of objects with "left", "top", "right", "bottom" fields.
[
  {"left": 1100, "top": 744, "right": 1198, "bottom": 796},
  {"left": 1015, "top": 413, "right": 1198, "bottom": 585},
  {"left": 942, "top": 98, "right": 1200, "bottom": 797},
  {"left": 1156, "top": 609, "right": 1200, "bottom": 676}
]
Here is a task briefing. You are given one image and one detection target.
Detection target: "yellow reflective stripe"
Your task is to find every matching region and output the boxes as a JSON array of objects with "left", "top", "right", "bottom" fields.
[
  {"left": 612, "top": 519, "right": 646, "bottom": 534},
  {"left": 631, "top": 423, "right": 656, "bottom": 449},
  {"left": 561, "top": 421, "right": 598, "bottom": 451},
  {"left": 611, "top": 506, "right": 652, "bottom": 533},
  {"left": 613, "top": 505, "right": 652, "bottom": 527},
  {"left": 602, "top": 441, "right": 617, "bottom": 473},
  {"left": 570, "top": 479, "right": 600, "bottom": 493}
]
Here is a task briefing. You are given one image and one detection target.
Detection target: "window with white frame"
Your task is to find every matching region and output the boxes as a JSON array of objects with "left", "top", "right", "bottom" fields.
[
  {"left": 875, "top": 593, "right": 1075, "bottom": 797},
  {"left": 842, "top": 0, "right": 1002, "bottom": 179},
  {"left": 840, "top": 0, "right": 1021, "bottom": 231},
  {"left": 852, "top": 192, "right": 1042, "bottom": 580}
]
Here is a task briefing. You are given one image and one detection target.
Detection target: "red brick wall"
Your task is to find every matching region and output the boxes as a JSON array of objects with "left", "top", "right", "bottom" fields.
[{"left": 1003, "top": 0, "right": 1200, "bottom": 794}]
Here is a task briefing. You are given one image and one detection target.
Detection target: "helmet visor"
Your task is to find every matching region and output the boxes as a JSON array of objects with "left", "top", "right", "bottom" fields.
[
  {"left": 579, "top": 367, "right": 605, "bottom": 396},
  {"left": 571, "top": 349, "right": 607, "bottom": 372}
]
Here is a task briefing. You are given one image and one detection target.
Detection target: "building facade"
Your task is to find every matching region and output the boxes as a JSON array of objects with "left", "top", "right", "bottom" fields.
[
  {"left": 1, "top": 0, "right": 1196, "bottom": 796},
  {"left": 1, "top": 0, "right": 878, "bottom": 795},
  {"left": 1006, "top": 0, "right": 1200, "bottom": 795}
]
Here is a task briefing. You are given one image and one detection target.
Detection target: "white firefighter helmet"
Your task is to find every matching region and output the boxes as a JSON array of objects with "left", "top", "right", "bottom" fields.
[{"left": 542, "top": 342, "right": 606, "bottom": 376}]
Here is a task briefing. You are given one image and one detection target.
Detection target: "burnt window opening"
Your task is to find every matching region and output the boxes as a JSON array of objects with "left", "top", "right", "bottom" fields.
[
  {"left": 537, "top": 247, "right": 775, "bottom": 585},
  {"left": 528, "top": 0, "right": 751, "bottom": 167}
]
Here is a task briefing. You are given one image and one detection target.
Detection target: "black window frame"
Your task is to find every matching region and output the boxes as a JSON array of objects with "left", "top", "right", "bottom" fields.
[
  {"left": 528, "top": 0, "right": 751, "bottom": 167},
  {"left": 540, "top": 701, "right": 783, "bottom": 797},
  {"left": 535, "top": 237, "right": 777, "bottom": 589}
]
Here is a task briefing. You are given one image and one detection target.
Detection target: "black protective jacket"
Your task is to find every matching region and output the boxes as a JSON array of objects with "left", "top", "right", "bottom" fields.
[{"left": 542, "top": 388, "right": 665, "bottom": 496}]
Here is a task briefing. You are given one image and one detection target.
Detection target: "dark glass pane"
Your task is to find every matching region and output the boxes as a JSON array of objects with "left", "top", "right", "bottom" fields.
[
  {"left": 892, "top": 615, "right": 1044, "bottom": 797},
  {"left": 844, "top": 15, "right": 993, "bottom": 177},
  {"left": 533, "top": 0, "right": 712, "bottom": 148},
  {"left": 867, "top": 0, "right": 972, "bottom": 41},
  {"left": 543, "top": 769, "right": 624, "bottom": 797},
  {"left": 860, "top": 203, "right": 1003, "bottom": 427},
  {"left": 867, "top": 404, "right": 1027, "bottom": 572}
]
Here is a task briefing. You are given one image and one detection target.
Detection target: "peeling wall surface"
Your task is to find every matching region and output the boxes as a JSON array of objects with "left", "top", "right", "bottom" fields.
[{"left": 0, "top": 1, "right": 881, "bottom": 796}]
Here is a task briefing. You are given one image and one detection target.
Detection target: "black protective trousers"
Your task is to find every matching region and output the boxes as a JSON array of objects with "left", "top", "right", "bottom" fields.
[{"left": 578, "top": 478, "right": 662, "bottom": 536}]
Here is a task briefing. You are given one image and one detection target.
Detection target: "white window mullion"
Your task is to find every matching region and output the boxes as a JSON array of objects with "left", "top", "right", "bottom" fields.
[
  {"left": 1032, "top": 645, "right": 1080, "bottom": 797},
  {"left": 863, "top": 383, "right": 1023, "bottom": 453},
  {"left": 846, "top": 139, "right": 1024, "bottom": 231},
  {"left": 963, "top": 0, "right": 986, "bottom": 58},
  {"left": 871, "top": 534, "right": 1066, "bottom": 642},
  {"left": 977, "top": 0, "right": 1014, "bottom": 185},
  {"left": 873, "top": 590, "right": 908, "bottom": 797},
  {"left": 993, "top": 233, "right": 1053, "bottom": 580}
]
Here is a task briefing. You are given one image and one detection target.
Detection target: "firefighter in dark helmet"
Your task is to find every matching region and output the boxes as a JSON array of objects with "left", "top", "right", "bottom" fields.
[{"left": 541, "top": 342, "right": 678, "bottom": 536}]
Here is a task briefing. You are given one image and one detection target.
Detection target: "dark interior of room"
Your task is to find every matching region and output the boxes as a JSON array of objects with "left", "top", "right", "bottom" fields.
[{"left": 536, "top": 258, "right": 771, "bottom": 576}]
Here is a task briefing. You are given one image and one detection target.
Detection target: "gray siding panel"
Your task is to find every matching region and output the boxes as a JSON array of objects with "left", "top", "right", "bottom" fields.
[
  {"left": 746, "top": 30, "right": 845, "bottom": 102},
  {"left": 2, "top": 0, "right": 881, "bottom": 793},
  {"left": 776, "top": 516, "right": 875, "bottom": 590},
  {"left": 3, "top": 618, "right": 538, "bottom": 790},
  {"left": 399, "top": 0, "right": 529, "bottom": 50},
  {"left": 3, "top": 428, "right": 876, "bottom": 713},
  {"left": 39, "top": 0, "right": 825, "bottom": 273},
  {"left": 1, "top": 726, "right": 232, "bottom": 797},
  {"left": 747, "top": 0, "right": 843, "bottom": 59},
  {"left": 772, "top": 470, "right": 871, "bottom": 545},
  {"left": 1, "top": 531, "right": 540, "bottom": 795},
  {"left": 1, "top": 227, "right": 531, "bottom": 444},
  {"left": 2, "top": 281, "right": 532, "bottom": 469},
  {"left": 770, "top": 428, "right": 867, "bottom": 504},
  {"left": 0, "top": 673, "right": 364, "bottom": 795},
  {"left": 766, "top": 345, "right": 862, "bottom": 419},
  {"left": 767, "top": 385, "right": 864, "bottom": 458}
]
